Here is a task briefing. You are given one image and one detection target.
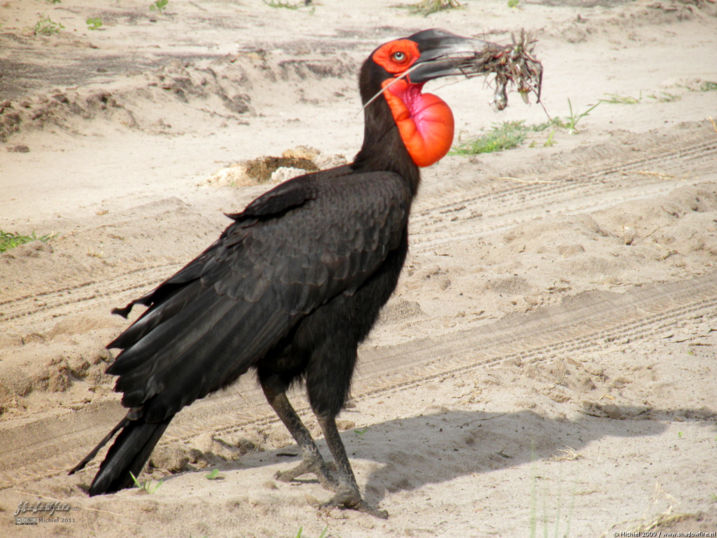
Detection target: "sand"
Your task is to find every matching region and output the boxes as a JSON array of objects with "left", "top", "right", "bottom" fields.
[{"left": 1, "top": 0, "right": 716, "bottom": 536}]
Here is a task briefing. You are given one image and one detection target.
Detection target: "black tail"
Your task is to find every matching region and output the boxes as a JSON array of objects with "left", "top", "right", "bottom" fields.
[{"left": 69, "top": 414, "right": 172, "bottom": 495}]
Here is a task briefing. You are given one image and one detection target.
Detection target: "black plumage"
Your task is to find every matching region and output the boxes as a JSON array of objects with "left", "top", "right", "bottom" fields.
[{"left": 71, "top": 29, "right": 493, "bottom": 516}]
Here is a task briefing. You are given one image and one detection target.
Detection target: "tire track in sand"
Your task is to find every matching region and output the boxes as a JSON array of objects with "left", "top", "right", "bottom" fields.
[
  {"left": 1, "top": 270, "right": 715, "bottom": 490},
  {"left": 411, "top": 138, "right": 717, "bottom": 249},
  {"left": 2, "top": 135, "right": 714, "bottom": 337}
]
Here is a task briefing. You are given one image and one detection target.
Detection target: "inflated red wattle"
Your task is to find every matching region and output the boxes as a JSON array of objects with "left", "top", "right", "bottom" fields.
[{"left": 381, "top": 78, "right": 454, "bottom": 167}]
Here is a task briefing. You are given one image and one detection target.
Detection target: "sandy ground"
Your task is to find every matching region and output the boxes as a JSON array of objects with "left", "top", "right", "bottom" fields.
[{"left": 1, "top": 0, "right": 717, "bottom": 536}]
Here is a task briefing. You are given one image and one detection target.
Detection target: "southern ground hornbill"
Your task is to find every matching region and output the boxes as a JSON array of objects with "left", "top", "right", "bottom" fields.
[{"left": 71, "top": 29, "right": 523, "bottom": 516}]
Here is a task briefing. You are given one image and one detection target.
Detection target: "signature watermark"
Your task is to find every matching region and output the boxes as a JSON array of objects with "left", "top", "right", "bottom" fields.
[
  {"left": 14, "top": 500, "right": 76, "bottom": 526},
  {"left": 613, "top": 530, "right": 717, "bottom": 538}
]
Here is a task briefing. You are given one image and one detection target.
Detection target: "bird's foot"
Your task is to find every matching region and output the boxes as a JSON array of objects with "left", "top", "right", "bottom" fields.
[
  {"left": 275, "top": 457, "right": 339, "bottom": 491},
  {"left": 320, "top": 487, "right": 388, "bottom": 519}
]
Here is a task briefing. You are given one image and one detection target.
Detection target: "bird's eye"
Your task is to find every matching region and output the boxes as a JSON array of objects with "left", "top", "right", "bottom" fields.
[{"left": 392, "top": 51, "right": 406, "bottom": 62}]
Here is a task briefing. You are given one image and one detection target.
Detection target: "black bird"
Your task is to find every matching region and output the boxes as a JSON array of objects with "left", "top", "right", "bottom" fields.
[{"left": 71, "top": 29, "right": 495, "bottom": 516}]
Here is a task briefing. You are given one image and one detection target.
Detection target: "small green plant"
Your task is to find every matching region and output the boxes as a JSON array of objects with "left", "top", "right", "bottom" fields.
[
  {"left": 149, "top": 0, "right": 169, "bottom": 14},
  {"left": 86, "top": 17, "right": 103, "bottom": 30},
  {"left": 541, "top": 99, "right": 599, "bottom": 134},
  {"left": 408, "top": 0, "right": 463, "bottom": 16},
  {"left": 295, "top": 526, "right": 328, "bottom": 538},
  {"left": 205, "top": 468, "right": 223, "bottom": 480},
  {"left": 564, "top": 99, "right": 599, "bottom": 133},
  {"left": 129, "top": 471, "right": 163, "bottom": 494},
  {"left": 33, "top": 16, "right": 64, "bottom": 36},
  {"left": 700, "top": 81, "right": 717, "bottom": 92},
  {"left": 529, "top": 448, "right": 575, "bottom": 538},
  {"left": 354, "top": 427, "right": 369, "bottom": 436},
  {"left": 0, "top": 230, "right": 53, "bottom": 253},
  {"left": 600, "top": 90, "right": 681, "bottom": 105},
  {"left": 264, "top": 0, "right": 300, "bottom": 8},
  {"left": 452, "top": 121, "right": 529, "bottom": 155},
  {"left": 507, "top": 0, "right": 520, "bottom": 7},
  {"left": 647, "top": 91, "right": 680, "bottom": 103},
  {"left": 451, "top": 99, "right": 600, "bottom": 157},
  {"left": 46, "top": 0, "right": 62, "bottom": 4},
  {"left": 601, "top": 92, "right": 641, "bottom": 105}
]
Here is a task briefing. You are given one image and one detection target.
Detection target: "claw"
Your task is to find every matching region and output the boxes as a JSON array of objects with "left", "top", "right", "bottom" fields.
[{"left": 319, "top": 488, "right": 388, "bottom": 519}]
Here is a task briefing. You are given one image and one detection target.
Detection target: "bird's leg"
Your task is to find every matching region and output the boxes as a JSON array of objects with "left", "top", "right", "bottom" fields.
[
  {"left": 261, "top": 381, "right": 339, "bottom": 491},
  {"left": 317, "top": 415, "right": 388, "bottom": 519}
]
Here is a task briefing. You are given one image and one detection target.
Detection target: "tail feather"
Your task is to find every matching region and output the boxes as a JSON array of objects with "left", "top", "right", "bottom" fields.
[
  {"left": 69, "top": 416, "right": 130, "bottom": 476},
  {"left": 70, "top": 414, "right": 172, "bottom": 496}
]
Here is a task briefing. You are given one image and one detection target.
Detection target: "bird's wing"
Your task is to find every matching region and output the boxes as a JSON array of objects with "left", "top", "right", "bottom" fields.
[
  {"left": 109, "top": 172, "right": 326, "bottom": 319},
  {"left": 105, "top": 169, "right": 411, "bottom": 423}
]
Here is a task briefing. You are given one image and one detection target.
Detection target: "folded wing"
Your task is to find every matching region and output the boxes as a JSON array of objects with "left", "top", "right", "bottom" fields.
[{"left": 105, "top": 169, "right": 411, "bottom": 423}]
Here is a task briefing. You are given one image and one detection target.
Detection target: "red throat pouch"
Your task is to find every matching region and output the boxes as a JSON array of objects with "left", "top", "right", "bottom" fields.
[{"left": 381, "top": 78, "right": 455, "bottom": 167}]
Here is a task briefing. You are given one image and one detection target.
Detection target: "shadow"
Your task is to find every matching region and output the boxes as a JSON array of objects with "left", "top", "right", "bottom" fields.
[{"left": 186, "top": 403, "right": 715, "bottom": 505}]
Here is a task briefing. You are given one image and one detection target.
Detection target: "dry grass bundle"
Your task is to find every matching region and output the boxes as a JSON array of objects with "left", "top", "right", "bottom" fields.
[{"left": 460, "top": 31, "right": 543, "bottom": 110}]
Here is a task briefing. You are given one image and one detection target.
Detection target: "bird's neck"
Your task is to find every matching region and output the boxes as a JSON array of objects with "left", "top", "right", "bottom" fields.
[{"left": 352, "top": 96, "right": 421, "bottom": 197}]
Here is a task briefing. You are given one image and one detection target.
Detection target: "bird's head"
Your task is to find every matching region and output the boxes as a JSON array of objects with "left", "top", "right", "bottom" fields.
[{"left": 359, "top": 29, "right": 492, "bottom": 168}]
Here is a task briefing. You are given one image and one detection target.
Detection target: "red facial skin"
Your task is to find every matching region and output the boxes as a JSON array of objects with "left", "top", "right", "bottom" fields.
[{"left": 372, "top": 40, "right": 455, "bottom": 167}]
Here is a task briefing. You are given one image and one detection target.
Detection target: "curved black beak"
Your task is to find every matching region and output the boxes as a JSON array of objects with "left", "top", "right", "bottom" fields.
[{"left": 407, "top": 28, "right": 491, "bottom": 84}]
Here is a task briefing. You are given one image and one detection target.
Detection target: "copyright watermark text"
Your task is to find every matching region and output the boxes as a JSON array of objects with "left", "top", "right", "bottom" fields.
[
  {"left": 13, "top": 500, "right": 76, "bottom": 525},
  {"left": 613, "top": 531, "right": 717, "bottom": 538}
]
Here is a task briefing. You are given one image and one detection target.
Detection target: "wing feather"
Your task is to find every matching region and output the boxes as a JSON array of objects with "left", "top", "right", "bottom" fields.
[{"left": 107, "top": 169, "right": 411, "bottom": 420}]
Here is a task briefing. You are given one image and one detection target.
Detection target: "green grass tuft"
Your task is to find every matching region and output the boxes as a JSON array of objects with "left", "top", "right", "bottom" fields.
[
  {"left": 450, "top": 99, "right": 602, "bottom": 157},
  {"left": 539, "top": 99, "right": 600, "bottom": 134},
  {"left": 647, "top": 91, "right": 680, "bottom": 103},
  {"left": 0, "top": 230, "right": 54, "bottom": 253},
  {"left": 205, "top": 468, "right": 223, "bottom": 480},
  {"left": 149, "top": 0, "right": 168, "bottom": 14},
  {"left": 295, "top": 526, "right": 328, "bottom": 538},
  {"left": 600, "top": 90, "right": 683, "bottom": 105},
  {"left": 129, "top": 471, "right": 163, "bottom": 494},
  {"left": 529, "top": 443, "right": 576, "bottom": 538},
  {"left": 541, "top": 130, "right": 556, "bottom": 147},
  {"left": 263, "top": 0, "right": 304, "bottom": 9},
  {"left": 33, "top": 16, "right": 64, "bottom": 36},
  {"left": 86, "top": 17, "right": 103, "bottom": 30},
  {"left": 407, "top": 0, "right": 463, "bottom": 16},
  {"left": 600, "top": 92, "right": 641, "bottom": 105},
  {"left": 452, "top": 121, "right": 529, "bottom": 155}
]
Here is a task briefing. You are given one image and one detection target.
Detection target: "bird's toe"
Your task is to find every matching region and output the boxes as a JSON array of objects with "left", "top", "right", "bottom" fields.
[
  {"left": 275, "top": 457, "right": 339, "bottom": 491},
  {"left": 320, "top": 488, "right": 388, "bottom": 519}
]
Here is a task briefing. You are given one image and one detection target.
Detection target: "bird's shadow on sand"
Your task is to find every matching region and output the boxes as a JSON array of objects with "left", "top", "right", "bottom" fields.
[{"left": 201, "top": 403, "right": 713, "bottom": 505}]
